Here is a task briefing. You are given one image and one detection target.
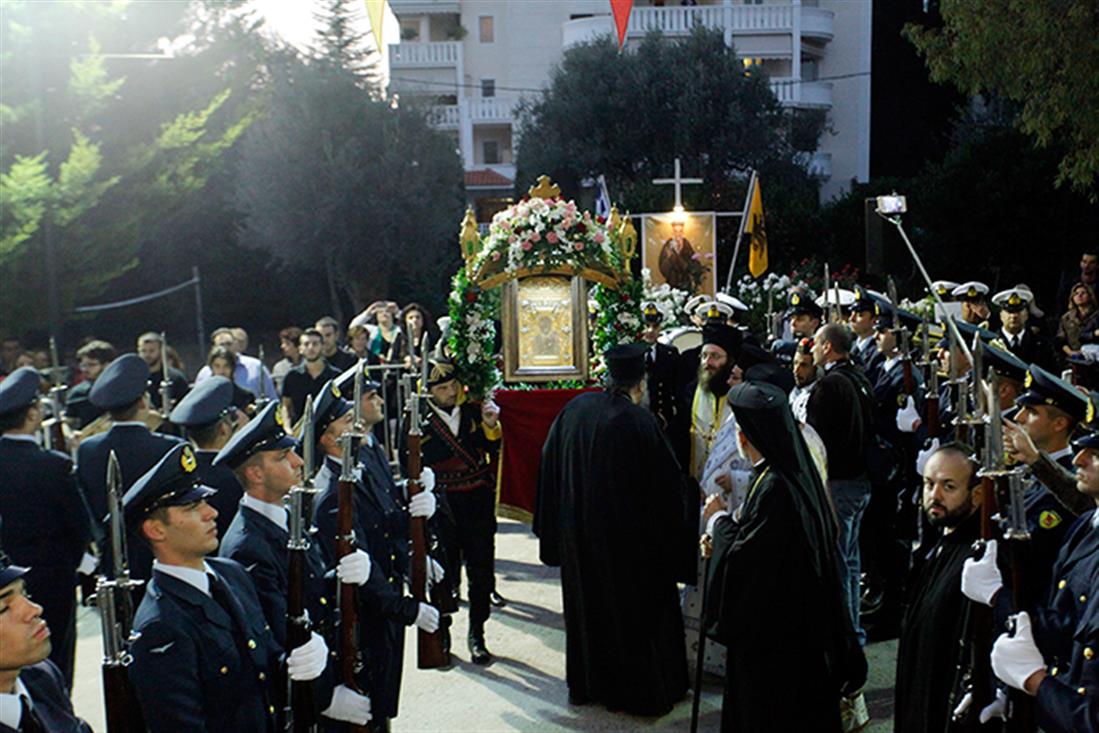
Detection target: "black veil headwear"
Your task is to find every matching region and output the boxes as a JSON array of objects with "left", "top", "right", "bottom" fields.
[{"left": 727, "top": 381, "right": 838, "bottom": 579}]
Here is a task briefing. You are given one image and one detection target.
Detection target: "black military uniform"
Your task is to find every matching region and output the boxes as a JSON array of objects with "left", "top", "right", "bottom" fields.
[
  {"left": 76, "top": 354, "right": 183, "bottom": 591},
  {"left": 993, "top": 288, "right": 1057, "bottom": 373},
  {"left": 402, "top": 358, "right": 500, "bottom": 665},
  {"left": 0, "top": 557, "right": 92, "bottom": 733},
  {"left": 63, "top": 379, "right": 104, "bottom": 430},
  {"left": 0, "top": 368, "right": 93, "bottom": 689},
  {"left": 847, "top": 285, "right": 883, "bottom": 381},
  {"left": 640, "top": 301, "right": 680, "bottom": 434},
  {"left": 170, "top": 377, "right": 245, "bottom": 537},
  {"left": 215, "top": 402, "right": 335, "bottom": 650},
  {"left": 311, "top": 381, "right": 421, "bottom": 726},
  {"left": 123, "top": 443, "right": 300, "bottom": 733}
]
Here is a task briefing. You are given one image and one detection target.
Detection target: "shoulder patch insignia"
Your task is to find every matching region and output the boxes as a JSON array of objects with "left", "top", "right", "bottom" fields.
[
  {"left": 1039, "top": 510, "right": 1062, "bottom": 530},
  {"left": 897, "top": 393, "right": 907, "bottom": 407}
]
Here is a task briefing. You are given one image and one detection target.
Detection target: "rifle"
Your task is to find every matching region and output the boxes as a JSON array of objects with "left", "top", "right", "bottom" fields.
[
  {"left": 949, "top": 324, "right": 974, "bottom": 445},
  {"left": 887, "top": 278, "right": 916, "bottom": 397},
  {"left": 405, "top": 372, "right": 448, "bottom": 669},
  {"left": 823, "top": 263, "right": 834, "bottom": 323},
  {"left": 95, "top": 451, "right": 146, "bottom": 732},
  {"left": 337, "top": 369, "right": 371, "bottom": 733},
  {"left": 285, "top": 395, "right": 318, "bottom": 732},
  {"left": 159, "top": 332, "right": 174, "bottom": 419},
  {"left": 919, "top": 318, "right": 941, "bottom": 439},
  {"left": 41, "top": 335, "right": 68, "bottom": 453},
  {"left": 257, "top": 344, "right": 272, "bottom": 411}
]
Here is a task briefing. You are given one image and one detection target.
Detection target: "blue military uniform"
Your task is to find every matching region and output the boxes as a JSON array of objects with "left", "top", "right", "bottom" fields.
[
  {"left": 170, "top": 377, "right": 245, "bottom": 537},
  {"left": 122, "top": 442, "right": 289, "bottom": 733},
  {"left": 847, "top": 285, "right": 884, "bottom": 379},
  {"left": 76, "top": 355, "right": 182, "bottom": 589},
  {"left": 0, "top": 368, "right": 92, "bottom": 688},
  {"left": 214, "top": 401, "right": 335, "bottom": 649},
  {"left": 310, "top": 380, "right": 419, "bottom": 723}
]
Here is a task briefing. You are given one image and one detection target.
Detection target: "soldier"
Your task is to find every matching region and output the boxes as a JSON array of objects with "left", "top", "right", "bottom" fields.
[
  {"left": 124, "top": 443, "right": 333, "bottom": 732},
  {"left": 847, "top": 285, "right": 882, "bottom": 378},
  {"left": 787, "top": 289, "right": 824, "bottom": 338},
  {"left": 312, "top": 380, "right": 440, "bottom": 728},
  {"left": 76, "top": 354, "right": 183, "bottom": 589},
  {"left": 992, "top": 287, "right": 1057, "bottom": 372},
  {"left": 0, "top": 368, "right": 92, "bottom": 688},
  {"left": 169, "top": 377, "right": 246, "bottom": 539},
  {"left": 215, "top": 402, "right": 372, "bottom": 727},
  {"left": 952, "top": 282, "right": 992, "bottom": 327},
  {"left": 136, "top": 332, "right": 189, "bottom": 416},
  {"left": 929, "top": 280, "right": 959, "bottom": 303},
  {"left": 639, "top": 301, "right": 679, "bottom": 435},
  {"left": 63, "top": 340, "right": 115, "bottom": 430},
  {"left": 403, "top": 358, "right": 500, "bottom": 665},
  {"left": 0, "top": 553, "right": 91, "bottom": 732}
]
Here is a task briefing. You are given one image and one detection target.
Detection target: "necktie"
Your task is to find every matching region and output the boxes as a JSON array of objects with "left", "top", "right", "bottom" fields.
[
  {"left": 207, "top": 573, "right": 239, "bottom": 628},
  {"left": 19, "top": 696, "right": 44, "bottom": 733}
]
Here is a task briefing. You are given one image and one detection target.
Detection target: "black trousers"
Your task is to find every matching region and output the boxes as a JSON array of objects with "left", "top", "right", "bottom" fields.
[{"left": 438, "top": 488, "right": 496, "bottom": 628}]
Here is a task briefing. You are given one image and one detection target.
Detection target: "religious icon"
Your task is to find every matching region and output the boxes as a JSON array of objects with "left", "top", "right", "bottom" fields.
[
  {"left": 642, "top": 212, "right": 717, "bottom": 296},
  {"left": 501, "top": 275, "right": 589, "bottom": 382}
]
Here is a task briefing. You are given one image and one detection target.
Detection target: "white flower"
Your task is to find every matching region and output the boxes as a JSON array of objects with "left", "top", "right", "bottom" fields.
[{"left": 467, "top": 342, "right": 482, "bottom": 358}]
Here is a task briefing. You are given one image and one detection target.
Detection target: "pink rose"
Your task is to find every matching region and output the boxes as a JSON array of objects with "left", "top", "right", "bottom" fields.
[
  {"left": 508, "top": 235, "right": 517, "bottom": 244},
  {"left": 546, "top": 231, "right": 558, "bottom": 244},
  {"left": 574, "top": 242, "right": 585, "bottom": 251},
  {"left": 530, "top": 231, "right": 542, "bottom": 242},
  {"left": 492, "top": 251, "right": 502, "bottom": 261},
  {"left": 593, "top": 232, "right": 605, "bottom": 244},
  {"left": 521, "top": 241, "right": 533, "bottom": 251}
]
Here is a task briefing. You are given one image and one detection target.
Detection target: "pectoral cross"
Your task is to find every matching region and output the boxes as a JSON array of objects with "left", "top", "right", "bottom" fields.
[{"left": 652, "top": 158, "right": 703, "bottom": 210}]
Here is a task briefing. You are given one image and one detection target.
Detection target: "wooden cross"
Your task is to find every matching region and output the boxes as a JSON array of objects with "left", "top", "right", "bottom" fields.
[{"left": 652, "top": 157, "right": 703, "bottom": 210}]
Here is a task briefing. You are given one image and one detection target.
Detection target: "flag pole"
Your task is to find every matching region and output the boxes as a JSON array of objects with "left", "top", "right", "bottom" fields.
[{"left": 723, "top": 169, "right": 757, "bottom": 293}]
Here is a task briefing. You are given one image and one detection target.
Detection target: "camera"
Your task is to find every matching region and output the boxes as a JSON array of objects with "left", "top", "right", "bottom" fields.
[{"left": 876, "top": 195, "right": 907, "bottom": 215}]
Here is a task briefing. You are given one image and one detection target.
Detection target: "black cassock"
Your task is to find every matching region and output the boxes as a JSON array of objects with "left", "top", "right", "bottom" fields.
[
  {"left": 534, "top": 390, "right": 696, "bottom": 716},
  {"left": 894, "top": 511, "right": 982, "bottom": 733}
]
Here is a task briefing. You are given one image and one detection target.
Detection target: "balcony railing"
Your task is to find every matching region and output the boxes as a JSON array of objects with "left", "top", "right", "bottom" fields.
[
  {"left": 388, "top": 41, "right": 460, "bottom": 67},
  {"left": 427, "top": 105, "right": 460, "bottom": 129},
  {"left": 427, "top": 97, "right": 518, "bottom": 130},
  {"left": 769, "top": 78, "right": 833, "bottom": 109}
]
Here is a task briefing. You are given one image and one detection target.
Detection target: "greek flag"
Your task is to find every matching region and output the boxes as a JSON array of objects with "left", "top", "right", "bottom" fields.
[{"left": 594, "top": 175, "right": 611, "bottom": 219}]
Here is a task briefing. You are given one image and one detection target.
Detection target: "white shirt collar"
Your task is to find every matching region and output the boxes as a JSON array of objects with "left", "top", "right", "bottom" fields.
[
  {"left": 883, "top": 355, "right": 900, "bottom": 374},
  {"left": 856, "top": 334, "right": 874, "bottom": 349},
  {"left": 1090, "top": 509, "right": 1099, "bottom": 529},
  {"left": 0, "top": 677, "right": 32, "bottom": 730},
  {"left": 1002, "top": 328, "right": 1021, "bottom": 343},
  {"left": 241, "top": 494, "right": 288, "bottom": 532},
  {"left": 153, "top": 559, "right": 214, "bottom": 596},
  {"left": 111, "top": 421, "right": 149, "bottom": 428},
  {"left": 429, "top": 401, "right": 461, "bottom": 436},
  {"left": 1048, "top": 446, "right": 1073, "bottom": 463},
  {"left": 0, "top": 433, "right": 37, "bottom": 443}
]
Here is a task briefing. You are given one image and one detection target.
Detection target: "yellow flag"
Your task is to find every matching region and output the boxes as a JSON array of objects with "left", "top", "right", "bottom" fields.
[
  {"left": 364, "top": 0, "right": 388, "bottom": 55},
  {"left": 746, "top": 176, "right": 768, "bottom": 278}
]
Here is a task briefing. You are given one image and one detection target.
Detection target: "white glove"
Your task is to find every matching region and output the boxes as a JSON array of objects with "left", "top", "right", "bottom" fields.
[
  {"left": 408, "top": 490, "right": 436, "bottom": 518},
  {"left": 916, "top": 437, "right": 940, "bottom": 478},
  {"left": 961, "top": 539, "right": 1003, "bottom": 606},
  {"left": 951, "top": 690, "right": 972, "bottom": 720},
  {"left": 991, "top": 612, "right": 1046, "bottom": 691},
  {"left": 427, "top": 557, "right": 445, "bottom": 583},
  {"left": 287, "top": 631, "right": 328, "bottom": 681},
  {"left": 415, "top": 603, "right": 440, "bottom": 633},
  {"left": 421, "top": 467, "right": 436, "bottom": 493},
  {"left": 77, "top": 550, "right": 99, "bottom": 576},
  {"left": 979, "top": 689, "right": 1008, "bottom": 724},
  {"left": 337, "top": 549, "right": 372, "bottom": 586},
  {"left": 322, "top": 684, "right": 372, "bottom": 725},
  {"left": 896, "top": 395, "right": 921, "bottom": 433}
]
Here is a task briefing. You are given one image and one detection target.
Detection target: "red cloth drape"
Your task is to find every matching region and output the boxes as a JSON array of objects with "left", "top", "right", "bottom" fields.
[{"left": 494, "top": 388, "right": 597, "bottom": 521}]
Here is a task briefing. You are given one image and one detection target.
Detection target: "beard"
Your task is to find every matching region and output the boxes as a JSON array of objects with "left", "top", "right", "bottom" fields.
[
  {"left": 699, "top": 361, "right": 733, "bottom": 398},
  {"left": 924, "top": 493, "right": 974, "bottom": 528}
]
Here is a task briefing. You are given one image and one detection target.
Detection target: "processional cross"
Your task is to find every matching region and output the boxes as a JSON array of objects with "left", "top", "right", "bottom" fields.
[{"left": 652, "top": 157, "right": 703, "bottom": 210}]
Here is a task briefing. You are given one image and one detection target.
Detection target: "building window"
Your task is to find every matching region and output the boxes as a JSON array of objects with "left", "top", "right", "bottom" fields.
[
  {"left": 479, "top": 16, "right": 494, "bottom": 43},
  {"left": 399, "top": 19, "right": 420, "bottom": 42},
  {"left": 481, "top": 79, "right": 496, "bottom": 98},
  {"left": 483, "top": 140, "right": 500, "bottom": 165}
]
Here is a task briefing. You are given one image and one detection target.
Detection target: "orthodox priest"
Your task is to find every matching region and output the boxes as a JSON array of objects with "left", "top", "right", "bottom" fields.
[
  {"left": 702, "top": 381, "right": 866, "bottom": 732},
  {"left": 534, "top": 343, "right": 696, "bottom": 716}
]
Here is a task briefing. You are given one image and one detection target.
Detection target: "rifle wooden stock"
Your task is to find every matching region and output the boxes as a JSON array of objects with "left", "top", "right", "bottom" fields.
[
  {"left": 286, "top": 541, "right": 316, "bottom": 732},
  {"left": 926, "top": 389, "right": 940, "bottom": 439},
  {"left": 406, "top": 429, "right": 448, "bottom": 669},
  {"left": 901, "top": 359, "right": 916, "bottom": 397},
  {"left": 102, "top": 664, "right": 145, "bottom": 733},
  {"left": 336, "top": 476, "right": 370, "bottom": 733}
]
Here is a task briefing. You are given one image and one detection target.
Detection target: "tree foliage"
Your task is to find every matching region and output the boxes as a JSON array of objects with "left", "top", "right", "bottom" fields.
[
  {"left": 905, "top": 0, "right": 1099, "bottom": 196},
  {"left": 514, "top": 29, "right": 824, "bottom": 281}
]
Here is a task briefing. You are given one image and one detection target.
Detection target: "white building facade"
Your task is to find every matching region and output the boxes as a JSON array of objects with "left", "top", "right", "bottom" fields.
[{"left": 388, "top": 0, "right": 871, "bottom": 218}]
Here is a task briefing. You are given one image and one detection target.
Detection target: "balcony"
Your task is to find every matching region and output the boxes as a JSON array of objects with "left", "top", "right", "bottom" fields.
[
  {"left": 769, "top": 78, "right": 833, "bottom": 109},
  {"left": 428, "top": 97, "right": 518, "bottom": 131},
  {"left": 388, "top": 0, "right": 459, "bottom": 14},
  {"left": 427, "top": 104, "right": 459, "bottom": 129},
  {"left": 562, "top": 4, "right": 834, "bottom": 49},
  {"left": 388, "top": 41, "right": 460, "bottom": 68}
]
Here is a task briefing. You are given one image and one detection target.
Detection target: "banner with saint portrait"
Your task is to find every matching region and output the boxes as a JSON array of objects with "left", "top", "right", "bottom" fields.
[{"left": 642, "top": 212, "right": 717, "bottom": 296}]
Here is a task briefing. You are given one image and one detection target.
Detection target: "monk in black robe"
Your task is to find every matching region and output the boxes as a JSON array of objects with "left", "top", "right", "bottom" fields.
[
  {"left": 702, "top": 381, "right": 866, "bottom": 732},
  {"left": 534, "top": 343, "right": 696, "bottom": 716},
  {"left": 894, "top": 443, "right": 986, "bottom": 733}
]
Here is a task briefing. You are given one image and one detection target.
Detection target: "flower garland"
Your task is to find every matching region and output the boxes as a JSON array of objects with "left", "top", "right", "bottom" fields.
[
  {"left": 446, "top": 267, "right": 499, "bottom": 399},
  {"left": 473, "top": 195, "right": 616, "bottom": 279},
  {"left": 590, "top": 241, "right": 644, "bottom": 363}
]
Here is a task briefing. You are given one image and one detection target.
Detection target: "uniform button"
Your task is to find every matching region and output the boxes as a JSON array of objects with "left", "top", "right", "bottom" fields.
[
  {"left": 1086, "top": 648, "right": 1095, "bottom": 660},
  {"left": 1059, "top": 579, "right": 1068, "bottom": 590},
  {"left": 248, "top": 639, "right": 257, "bottom": 650},
  {"left": 220, "top": 666, "right": 228, "bottom": 675},
  {"left": 1081, "top": 595, "right": 1089, "bottom": 603},
  {"left": 390, "top": 553, "right": 396, "bottom": 561},
  {"left": 258, "top": 672, "right": 266, "bottom": 681},
  {"left": 269, "top": 705, "right": 276, "bottom": 714},
  {"left": 388, "top": 576, "right": 395, "bottom": 583},
  {"left": 1051, "top": 666, "right": 1059, "bottom": 676},
  {"left": 320, "top": 597, "right": 327, "bottom": 605},
  {"left": 1078, "top": 687, "right": 1087, "bottom": 696}
]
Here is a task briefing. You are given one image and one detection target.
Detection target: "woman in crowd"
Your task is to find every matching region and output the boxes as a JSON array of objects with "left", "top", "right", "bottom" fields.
[
  {"left": 207, "top": 345, "right": 257, "bottom": 414},
  {"left": 1057, "top": 281, "right": 1097, "bottom": 356}
]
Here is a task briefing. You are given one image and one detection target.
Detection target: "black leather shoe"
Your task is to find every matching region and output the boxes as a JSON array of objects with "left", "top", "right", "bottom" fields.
[
  {"left": 490, "top": 590, "right": 507, "bottom": 608},
  {"left": 468, "top": 631, "right": 493, "bottom": 665}
]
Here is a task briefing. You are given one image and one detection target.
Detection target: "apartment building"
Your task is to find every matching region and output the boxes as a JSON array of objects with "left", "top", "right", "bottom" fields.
[{"left": 387, "top": 0, "right": 871, "bottom": 219}]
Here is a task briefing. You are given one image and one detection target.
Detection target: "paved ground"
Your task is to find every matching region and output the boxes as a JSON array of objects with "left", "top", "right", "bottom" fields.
[{"left": 71, "top": 519, "right": 899, "bottom": 731}]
